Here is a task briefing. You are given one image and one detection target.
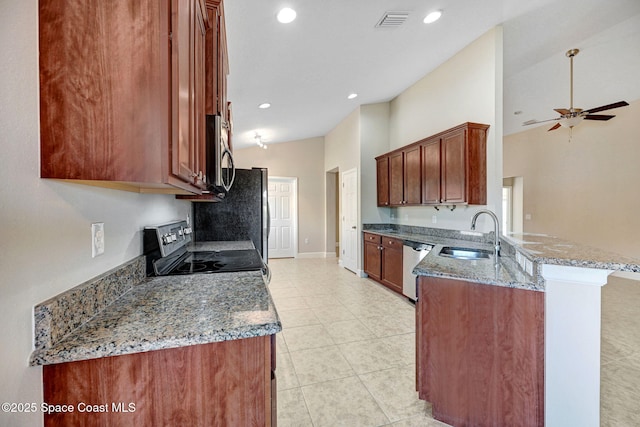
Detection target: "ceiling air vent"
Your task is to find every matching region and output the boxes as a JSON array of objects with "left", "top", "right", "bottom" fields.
[{"left": 375, "top": 12, "right": 410, "bottom": 28}]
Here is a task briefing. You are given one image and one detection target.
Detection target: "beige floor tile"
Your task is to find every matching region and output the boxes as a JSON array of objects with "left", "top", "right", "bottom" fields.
[
  {"left": 289, "top": 345, "right": 354, "bottom": 385},
  {"left": 277, "top": 307, "right": 321, "bottom": 329},
  {"left": 302, "top": 376, "right": 390, "bottom": 427},
  {"left": 358, "top": 314, "right": 415, "bottom": 338},
  {"left": 311, "top": 305, "right": 356, "bottom": 324},
  {"left": 277, "top": 388, "right": 313, "bottom": 427},
  {"left": 275, "top": 332, "right": 289, "bottom": 354},
  {"left": 282, "top": 324, "right": 335, "bottom": 351},
  {"left": 271, "top": 295, "right": 309, "bottom": 311},
  {"left": 338, "top": 337, "right": 405, "bottom": 374},
  {"left": 302, "top": 294, "right": 344, "bottom": 308},
  {"left": 360, "top": 365, "right": 429, "bottom": 422},
  {"left": 323, "top": 319, "right": 377, "bottom": 344},
  {"left": 276, "top": 351, "right": 300, "bottom": 391},
  {"left": 384, "top": 332, "right": 416, "bottom": 363}
]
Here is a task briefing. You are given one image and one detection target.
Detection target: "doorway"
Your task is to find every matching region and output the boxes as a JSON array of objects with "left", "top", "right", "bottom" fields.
[
  {"left": 341, "top": 168, "right": 358, "bottom": 273},
  {"left": 267, "top": 176, "right": 297, "bottom": 258}
]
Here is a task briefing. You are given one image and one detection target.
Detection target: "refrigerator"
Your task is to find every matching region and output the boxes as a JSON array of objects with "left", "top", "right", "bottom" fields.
[{"left": 193, "top": 168, "right": 269, "bottom": 262}]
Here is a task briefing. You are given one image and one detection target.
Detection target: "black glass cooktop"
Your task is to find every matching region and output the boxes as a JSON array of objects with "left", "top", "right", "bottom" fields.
[{"left": 166, "top": 249, "right": 264, "bottom": 275}]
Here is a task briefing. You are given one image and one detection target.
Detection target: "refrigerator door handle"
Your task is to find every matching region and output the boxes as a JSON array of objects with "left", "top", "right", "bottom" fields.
[{"left": 266, "top": 202, "right": 271, "bottom": 239}]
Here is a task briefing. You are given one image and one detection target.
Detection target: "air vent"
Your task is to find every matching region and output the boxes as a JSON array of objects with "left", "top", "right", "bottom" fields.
[{"left": 375, "top": 12, "right": 410, "bottom": 28}]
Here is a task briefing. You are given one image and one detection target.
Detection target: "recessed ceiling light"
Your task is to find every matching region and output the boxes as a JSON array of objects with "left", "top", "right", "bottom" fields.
[
  {"left": 423, "top": 10, "right": 442, "bottom": 24},
  {"left": 277, "top": 7, "right": 297, "bottom": 24},
  {"left": 347, "top": 93, "right": 358, "bottom": 100},
  {"left": 258, "top": 102, "right": 271, "bottom": 109}
]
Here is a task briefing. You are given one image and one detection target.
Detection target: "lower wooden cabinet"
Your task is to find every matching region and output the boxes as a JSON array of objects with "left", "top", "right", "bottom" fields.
[
  {"left": 363, "top": 233, "right": 403, "bottom": 294},
  {"left": 416, "top": 276, "right": 544, "bottom": 427},
  {"left": 43, "top": 335, "right": 275, "bottom": 426}
]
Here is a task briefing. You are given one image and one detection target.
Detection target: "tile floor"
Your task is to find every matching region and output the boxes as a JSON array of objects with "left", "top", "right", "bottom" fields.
[
  {"left": 600, "top": 274, "right": 640, "bottom": 427},
  {"left": 268, "top": 257, "right": 450, "bottom": 427},
  {"left": 269, "top": 257, "right": 640, "bottom": 427}
]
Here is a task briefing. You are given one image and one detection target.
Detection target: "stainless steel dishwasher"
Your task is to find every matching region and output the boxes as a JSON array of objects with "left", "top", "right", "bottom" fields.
[{"left": 402, "top": 242, "right": 432, "bottom": 301}]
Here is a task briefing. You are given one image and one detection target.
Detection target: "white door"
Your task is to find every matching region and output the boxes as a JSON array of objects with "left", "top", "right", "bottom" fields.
[
  {"left": 341, "top": 168, "right": 358, "bottom": 273},
  {"left": 268, "top": 177, "right": 297, "bottom": 258}
]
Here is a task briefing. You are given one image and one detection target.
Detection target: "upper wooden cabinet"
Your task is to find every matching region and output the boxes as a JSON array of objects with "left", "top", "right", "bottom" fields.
[
  {"left": 376, "top": 157, "right": 390, "bottom": 207},
  {"left": 39, "top": 0, "right": 210, "bottom": 194},
  {"left": 376, "top": 122, "right": 489, "bottom": 207},
  {"left": 377, "top": 144, "right": 422, "bottom": 206}
]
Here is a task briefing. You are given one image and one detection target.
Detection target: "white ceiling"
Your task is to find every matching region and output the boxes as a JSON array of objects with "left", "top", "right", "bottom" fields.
[{"left": 224, "top": 0, "right": 640, "bottom": 149}]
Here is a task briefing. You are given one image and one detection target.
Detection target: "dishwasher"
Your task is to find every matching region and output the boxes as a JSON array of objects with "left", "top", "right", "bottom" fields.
[{"left": 402, "top": 242, "right": 432, "bottom": 301}]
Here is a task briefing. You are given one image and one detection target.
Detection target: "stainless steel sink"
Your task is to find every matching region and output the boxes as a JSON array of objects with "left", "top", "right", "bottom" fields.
[{"left": 438, "top": 246, "right": 492, "bottom": 260}]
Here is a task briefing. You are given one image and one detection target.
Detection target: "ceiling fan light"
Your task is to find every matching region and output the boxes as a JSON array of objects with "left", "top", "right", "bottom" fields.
[{"left": 559, "top": 115, "right": 584, "bottom": 128}]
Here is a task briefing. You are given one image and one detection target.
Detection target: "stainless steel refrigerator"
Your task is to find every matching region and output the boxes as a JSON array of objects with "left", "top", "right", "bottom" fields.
[{"left": 193, "top": 168, "right": 269, "bottom": 262}]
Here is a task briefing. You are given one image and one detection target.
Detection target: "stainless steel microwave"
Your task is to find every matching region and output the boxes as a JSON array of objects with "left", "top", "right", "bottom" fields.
[{"left": 206, "top": 115, "right": 235, "bottom": 194}]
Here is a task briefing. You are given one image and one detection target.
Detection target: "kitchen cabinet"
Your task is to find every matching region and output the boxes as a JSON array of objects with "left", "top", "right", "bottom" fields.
[
  {"left": 363, "top": 233, "right": 382, "bottom": 281},
  {"left": 416, "top": 276, "right": 544, "bottom": 427},
  {"left": 363, "top": 233, "right": 403, "bottom": 294},
  {"left": 375, "top": 122, "right": 489, "bottom": 207},
  {"left": 423, "top": 123, "right": 488, "bottom": 205},
  {"left": 376, "top": 158, "right": 390, "bottom": 206},
  {"left": 43, "top": 335, "right": 275, "bottom": 426},
  {"left": 176, "top": 0, "right": 231, "bottom": 202},
  {"left": 39, "top": 0, "right": 209, "bottom": 194},
  {"left": 377, "top": 145, "right": 422, "bottom": 207}
]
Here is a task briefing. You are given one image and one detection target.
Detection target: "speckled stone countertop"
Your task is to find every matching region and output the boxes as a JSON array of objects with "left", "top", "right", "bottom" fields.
[
  {"left": 30, "top": 241, "right": 281, "bottom": 366},
  {"left": 363, "top": 225, "right": 640, "bottom": 292},
  {"left": 502, "top": 232, "right": 640, "bottom": 273},
  {"left": 364, "top": 227, "right": 540, "bottom": 291}
]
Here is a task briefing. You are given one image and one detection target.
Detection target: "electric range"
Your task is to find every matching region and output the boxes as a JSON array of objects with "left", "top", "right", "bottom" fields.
[{"left": 143, "top": 220, "right": 269, "bottom": 282}]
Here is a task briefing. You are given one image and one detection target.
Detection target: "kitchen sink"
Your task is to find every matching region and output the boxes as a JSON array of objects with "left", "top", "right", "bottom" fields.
[{"left": 438, "top": 246, "right": 492, "bottom": 260}]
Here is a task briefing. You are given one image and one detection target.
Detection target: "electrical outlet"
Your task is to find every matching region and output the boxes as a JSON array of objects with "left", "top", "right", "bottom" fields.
[
  {"left": 304, "top": 237, "right": 309, "bottom": 244},
  {"left": 92, "top": 222, "right": 105, "bottom": 257},
  {"left": 432, "top": 215, "right": 437, "bottom": 224}
]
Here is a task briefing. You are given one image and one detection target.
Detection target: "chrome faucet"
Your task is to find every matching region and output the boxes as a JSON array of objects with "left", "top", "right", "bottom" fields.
[{"left": 470, "top": 209, "right": 501, "bottom": 261}]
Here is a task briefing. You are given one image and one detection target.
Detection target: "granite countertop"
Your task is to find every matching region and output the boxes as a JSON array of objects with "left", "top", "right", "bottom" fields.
[
  {"left": 30, "top": 241, "right": 281, "bottom": 366},
  {"left": 365, "top": 229, "right": 540, "bottom": 291},
  {"left": 364, "top": 227, "right": 640, "bottom": 292},
  {"left": 503, "top": 232, "right": 640, "bottom": 273}
]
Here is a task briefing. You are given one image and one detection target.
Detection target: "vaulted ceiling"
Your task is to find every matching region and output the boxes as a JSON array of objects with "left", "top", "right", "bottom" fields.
[{"left": 224, "top": 0, "right": 640, "bottom": 149}]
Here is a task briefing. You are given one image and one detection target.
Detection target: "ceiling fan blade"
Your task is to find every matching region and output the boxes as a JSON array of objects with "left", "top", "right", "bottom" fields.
[
  {"left": 554, "top": 108, "right": 570, "bottom": 115},
  {"left": 584, "top": 101, "right": 629, "bottom": 114},
  {"left": 584, "top": 114, "right": 614, "bottom": 121},
  {"left": 522, "top": 117, "right": 561, "bottom": 126},
  {"left": 548, "top": 123, "right": 561, "bottom": 131}
]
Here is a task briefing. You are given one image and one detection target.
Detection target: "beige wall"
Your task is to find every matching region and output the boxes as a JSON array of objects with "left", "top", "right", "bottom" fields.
[
  {"left": 233, "top": 137, "right": 326, "bottom": 255},
  {"left": 0, "top": 2, "right": 191, "bottom": 425},
  {"left": 504, "top": 98, "right": 640, "bottom": 259},
  {"left": 388, "top": 27, "right": 503, "bottom": 233}
]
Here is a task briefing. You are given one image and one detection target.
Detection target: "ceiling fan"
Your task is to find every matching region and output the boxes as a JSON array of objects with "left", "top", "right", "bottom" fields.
[{"left": 523, "top": 48, "right": 629, "bottom": 131}]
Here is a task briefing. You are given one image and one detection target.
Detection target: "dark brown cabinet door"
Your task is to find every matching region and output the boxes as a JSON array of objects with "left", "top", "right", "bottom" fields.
[
  {"left": 172, "top": 0, "right": 208, "bottom": 189},
  {"left": 38, "top": 0, "right": 209, "bottom": 194},
  {"left": 440, "top": 129, "right": 466, "bottom": 204},
  {"left": 417, "top": 277, "right": 544, "bottom": 427},
  {"left": 43, "top": 336, "right": 274, "bottom": 426},
  {"left": 376, "top": 157, "right": 390, "bottom": 207},
  {"left": 388, "top": 151, "right": 404, "bottom": 206},
  {"left": 421, "top": 138, "right": 441, "bottom": 204},
  {"left": 381, "top": 237, "right": 403, "bottom": 293},
  {"left": 404, "top": 145, "right": 422, "bottom": 205},
  {"left": 363, "top": 241, "right": 382, "bottom": 281}
]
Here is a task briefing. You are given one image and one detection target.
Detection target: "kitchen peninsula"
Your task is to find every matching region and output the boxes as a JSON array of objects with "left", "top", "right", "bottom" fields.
[
  {"left": 30, "top": 242, "right": 281, "bottom": 426},
  {"left": 363, "top": 224, "right": 640, "bottom": 427}
]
